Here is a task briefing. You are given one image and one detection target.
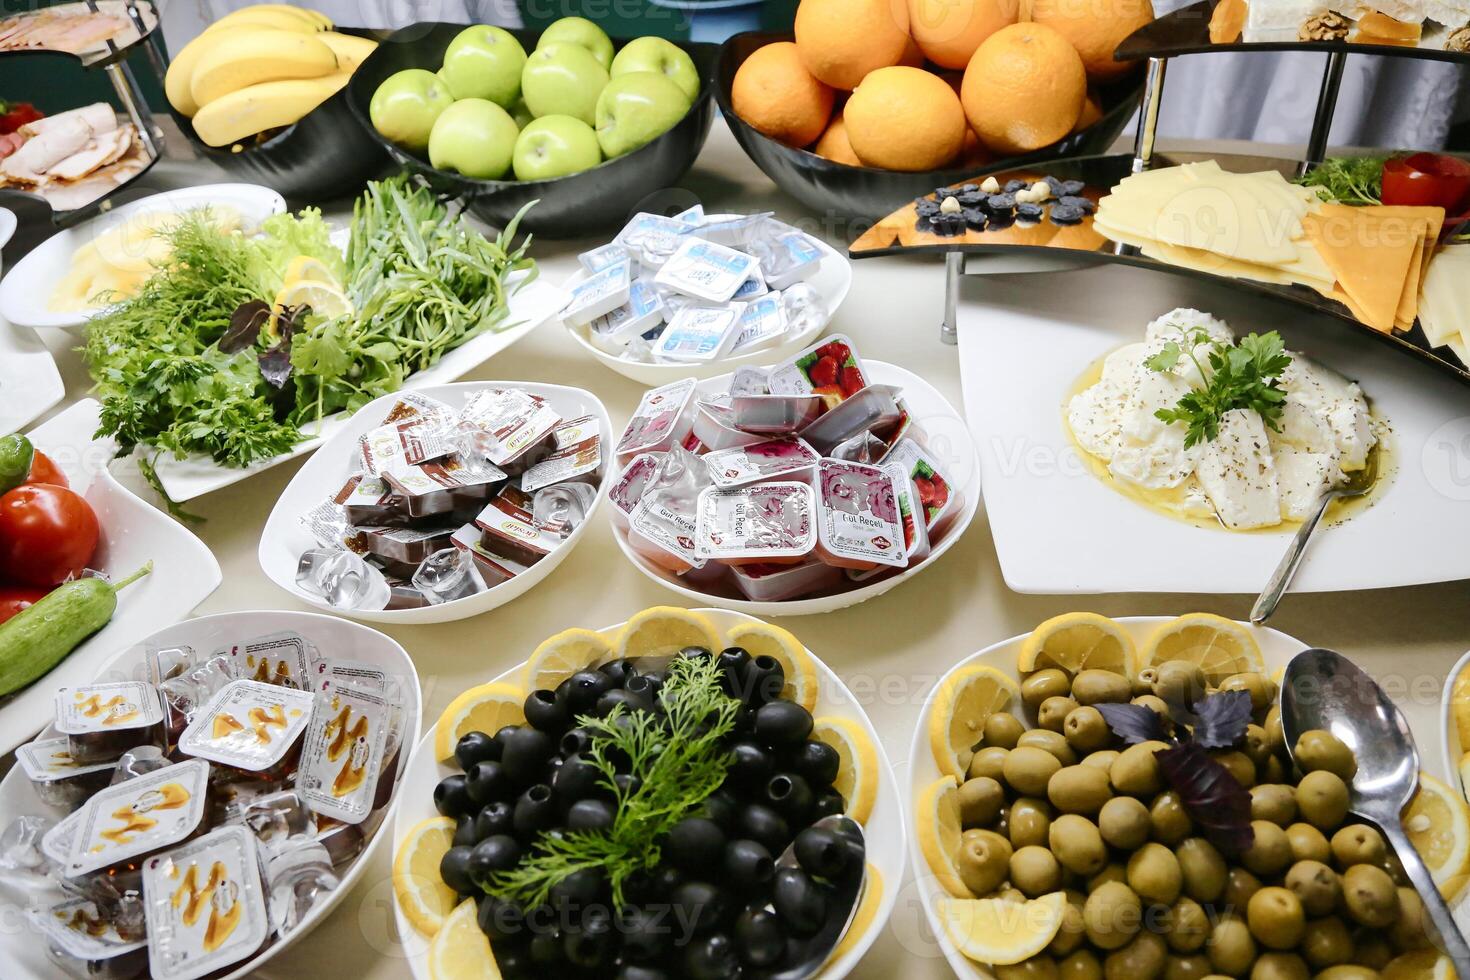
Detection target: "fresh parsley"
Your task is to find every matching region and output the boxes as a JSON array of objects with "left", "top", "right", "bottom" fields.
[
  {"left": 1146, "top": 329, "right": 1293, "bottom": 448},
  {"left": 1294, "top": 155, "right": 1387, "bottom": 206}
]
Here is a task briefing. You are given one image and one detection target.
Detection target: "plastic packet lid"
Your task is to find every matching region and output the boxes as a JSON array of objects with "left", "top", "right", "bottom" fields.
[
  {"left": 615, "top": 377, "right": 699, "bottom": 456},
  {"left": 654, "top": 238, "right": 760, "bottom": 304},
  {"left": 653, "top": 305, "right": 744, "bottom": 362},
  {"left": 766, "top": 334, "right": 870, "bottom": 404},
  {"left": 561, "top": 259, "right": 632, "bottom": 325},
  {"left": 694, "top": 482, "right": 816, "bottom": 560},
  {"left": 178, "top": 680, "right": 315, "bottom": 771},
  {"left": 54, "top": 680, "right": 164, "bottom": 735},
  {"left": 143, "top": 825, "right": 269, "bottom": 980},
  {"left": 295, "top": 683, "right": 390, "bottom": 825},
  {"left": 29, "top": 899, "right": 148, "bottom": 961},
  {"left": 65, "top": 758, "right": 211, "bottom": 877},
  {"left": 814, "top": 458, "right": 908, "bottom": 568},
  {"left": 17, "top": 735, "right": 115, "bottom": 782}
]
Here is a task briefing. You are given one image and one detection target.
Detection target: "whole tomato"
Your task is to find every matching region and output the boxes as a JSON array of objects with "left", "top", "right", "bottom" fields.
[
  {"left": 0, "top": 484, "right": 99, "bottom": 586},
  {"left": 25, "top": 449, "right": 68, "bottom": 488},
  {"left": 0, "top": 583, "right": 48, "bottom": 624}
]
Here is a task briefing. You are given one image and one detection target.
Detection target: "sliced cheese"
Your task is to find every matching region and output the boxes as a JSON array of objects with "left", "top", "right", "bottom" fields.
[
  {"left": 1418, "top": 244, "right": 1470, "bottom": 353},
  {"left": 1303, "top": 204, "right": 1427, "bottom": 333}
]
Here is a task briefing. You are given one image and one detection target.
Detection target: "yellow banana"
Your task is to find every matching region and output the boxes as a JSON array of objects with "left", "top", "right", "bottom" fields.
[
  {"left": 315, "top": 32, "right": 378, "bottom": 73},
  {"left": 190, "top": 30, "right": 338, "bottom": 108},
  {"left": 246, "top": 4, "right": 334, "bottom": 28},
  {"left": 164, "top": 29, "right": 234, "bottom": 116},
  {"left": 191, "top": 71, "right": 349, "bottom": 147},
  {"left": 206, "top": 7, "right": 322, "bottom": 34}
]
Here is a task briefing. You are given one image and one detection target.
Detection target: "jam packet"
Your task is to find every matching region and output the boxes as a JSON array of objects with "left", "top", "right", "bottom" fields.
[
  {"left": 474, "top": 485, "right": 564, "bottom": 567},
  {"left": 178, "top": 680, "right": 314, "bottom": 772},
  {"left": 65, "top": 758, "right": 210, "bottom": 877},
  {"left": 521, "top": 415, "right": 603, "bottom": 493},
  {"left": 295, "top": 684, "right": 389, "bottom": 824},
  {"left": 55, "top": 681, "right": 166, "bottom": 766},
  {"left": 341, "top": 475, "right": 405, "bottom": 528},
  {"left": 229, "top": 631, "right": 311, "bottom": 689},
  {"left": 615, "top": 377, "right": 699, "bottom": 460},
  {"left": 654, "top": 238, "right": 759, "bottom": 304},
  {"left": 356, "top": 524, "right": 457, "bottom": 566},
  {"left": 813, "top": 458, "right": 907, "bottom": 571},
  {"left": 18, "top": 736, "right": 114, "bottom": 809},
  {"left": 729, "top": 365, "right": 769, "bottom": 396},
  {"left": 767, "top": 334, "right": 869, "bottom": 408},
  {"left": 883, "top": 437, "right": 964, "bottom": 538},
  {"left": 142, "top": 825, "right": 268, "bottom": 980},
  {"left": 608, "top": 453, "right": 663, "bottom": 531},
  {"left": 561, "top": 258, "right": 632, "bottom": 326},
  {"left": 653, "top": 304, "right": 744, "bottom": 362},
  {"left": 695, "top": 482, "right": 816, "bottom": 564},
  {"left": 146, "top": 644, "right": 197, "bottom": 686},
  {"left": 310, "top": 659, "right": 387, "bottom": 696},
  {"left": 629, "top": 493, "right": 705, "bottom": 574},
  {"left": 799, "top": 384, "right": 905, "bottom": 455},
  {"left": 730, "top": 393, "right": 824, "bottom": 435},
  {"left": 703, "top": 438, "right": 820, "bottom": 489},
  {"left": 728, "top": 293, "right": 787, "bottom": 355},
  {"left": 358, "top": 418, "right": 455, "bottom": 475},
  {"left": 449, "top": 523, "right": 526, "bottom": 589},
  {"left": 849, "top": 466, "right": 931, "bottom": 582},
  {"left": 589, "top": 278, "right": 665, "bottom": 353},
  {"left": 693, "top": 400, "right": 766, "bottom": 452},
  {"left": 730, "top": 558, "right": 844, "bottom": 603}
]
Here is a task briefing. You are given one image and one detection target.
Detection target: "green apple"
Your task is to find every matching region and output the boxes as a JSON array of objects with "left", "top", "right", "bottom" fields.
[
  {"left": 509, "top": 97, "right": 533, "bottom": 130},
  {"left": 521, "top": 42, "right": 609, "bottom": 126},
  {"left": 370, "top": 68, "right": 454, "bottom": 152},
  {"left": 594, "top": 71, "right": 691, "bottom": 159},
  {"left": 439, "top": 25, "right": 526, "bottom": 107},
  {"left": 513, "top": 115, "right": 602, "bottom": 181},
  {"left": 536, "top": 16, "right": 613, "bottom": 69},
  {"left": 609, "top": 36, "right": 700, "bottom": 103},
  {"left": 428, "top": 98, "right": 519, "bottom": 180}
]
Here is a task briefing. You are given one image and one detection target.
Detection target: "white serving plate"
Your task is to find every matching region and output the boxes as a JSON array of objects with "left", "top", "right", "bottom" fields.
[
  {"left": 0, "top": 399, "right": 221, "bottom": 754},
  {"left": 0, "top": 183, "right": 287, "bottom": 330},
  {"left": 612, "top": 360, "right": 980, "bottom": 615},
  {"left": 908, "top": 616, "right": 1456, "bottom": 980},
  {"left": 389, "top": 609, "right": 905, "bottom": 980},
  {"left": 958, "top": 262, "right": 1470, "bottom": 595},
  {"left": 562, "top": 221, "right": 853, "bottom": 386},
  {"left": 258, "top": 381, "right": 611, "bottom": 625},
  {"left": 0, "top": 609, "right": 423, "bottom": 980},
  {"left": 0, "top": 206, "right": 62, "bottom": 435}
]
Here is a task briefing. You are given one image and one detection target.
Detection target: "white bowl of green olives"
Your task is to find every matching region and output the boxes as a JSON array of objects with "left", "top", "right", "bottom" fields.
[{"left": 1440, "top": 648, "right": 1470, "bottom": 799}]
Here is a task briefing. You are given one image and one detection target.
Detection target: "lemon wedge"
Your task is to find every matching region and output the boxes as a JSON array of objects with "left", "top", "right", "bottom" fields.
[
  {"left": 1140, "top": 613, "right": 1263, "bottom": 684},
  {"left": 615, "top": 606, "right": 723, "bottom": 660},
  {"left": 928, "top": 664, "right": 1020, "bottom": 779},
  {"left": 812, "top": 715, "right": 879, "bottom": 824},
  {"left": 434, "top": 681, "right": 526, "bottom": 761},
  {"left": 1384, "top": 950, "right": 1454, "bottom": 980},
  {"left": 283, "top": 254, "right": 341, "bottom": 289},
  {"left": 392, "top": 816, "right": 458, "bottom": 937},
  {"left": 935, "top": 891, "right": 1066, "bottom": 965},
  {"left": 1404, "top": 772, "right": 1470, "bottom": 901},
  {"left": 523, "top": 628, "right": 612, "bottom": 691},
  {"left": 827, "top": 862, "right": 884, "bottom": 964},
  {"left": 725, "top": 621, "right": 820, "bottom": 710},
  {"left": 1018, "top": 612, "right": 1135, "bottom": 677},
  {"left": 429, "top": 898, "right": 501, "bottom": 980},
  {"left": 274, "top": 278, "right": 351, "bottom": 320},
  {"left": 916, "top": 775, "right": 970, "bottom": 898}
]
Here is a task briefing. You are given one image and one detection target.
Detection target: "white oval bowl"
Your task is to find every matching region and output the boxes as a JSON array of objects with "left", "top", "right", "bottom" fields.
[
  {"left": 611, "top": 359, "right": 979, "bottom": 615},
  {"left": 389, "top": 608, "right": 904, "bottom": 980},
  {"left": 0, "top": 608, "right": 423, "bottom": 980},
  {"left": 0, "top": 183, "right": 287, "bottom": 330},
  {"left": 259, "top": 381, "right": 611, "bottom": 625},
  {"left": 1440, "top": 648, "right": 1470, "bottom": 794}
]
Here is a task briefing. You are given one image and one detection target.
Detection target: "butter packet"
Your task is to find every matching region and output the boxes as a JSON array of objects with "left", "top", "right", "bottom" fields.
[
  {"left": 30, "top": 898, "right": 148, "bottom": 962},
  {"left": 759, "top": 231, "right": 823, "bottom": 289},
  {"left": 295, "top": 683, "right": 390, "bottom": 824},
  {"left": 229, "top": 631, "right": 311, "bottom": 689},
  {"left": 654, "top": 238, "right": 759, "bottom": 304},
  {"left": 178, "top": 680, "right": 314, "bottom": 772},
  {"left": 589, "top": 278, "right": 665, "bottom": 352},
  {"left": 653, "top": 305, "right": 744, "bottom": 362},
  {"left": 66, "top": 759, "right": 210, "bottom": 877},
  {"left": 561, "top": 258, "right": 632, "bottom": 326},
  {"left": 55, "top": 681, "right": 164, "bottom": 736},
  {"left": 142, "top": 826, "right": 269, "bottom": 980},
  {"left": 578, "top": 241, "right": 633, "bottom": 275},
  {"left": 614, "top": 212, "right": 697, "bottom": 267},
  {"left": 697, "top": 211, "right": 776, "bottom": 248},
  {"left": 728, "top": 293, "right": 787, "bottom": 355}
]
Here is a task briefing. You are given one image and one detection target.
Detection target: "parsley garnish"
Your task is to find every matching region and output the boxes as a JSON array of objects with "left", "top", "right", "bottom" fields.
[
  {"left": 1146, "top": 329, "right": 1293, "bottom": 448},
  {"left": 1294, "top": 155, "right": 1387, "bottom": 205}
]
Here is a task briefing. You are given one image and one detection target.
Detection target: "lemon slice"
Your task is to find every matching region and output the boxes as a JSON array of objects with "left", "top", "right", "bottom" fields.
[
  {"left": 1140, "top": 613, "right": 1264, "bottom": 684},
  {"left": 812, "top": 715, "right": 879, "bottom": 824},
  {"left": 827, "top": 862, "right": 884, "bottom": 964},
  {"left": 1452, "top": 667, "right": 1470, "bottom": 753},
  {"left": 1384, "top": 950, "right": 1454, "bottom": 980},
  {"left": 916, "top": 775, "right": 970, "bottom": 898},
  {"left": 928, "top": 664, "right": 1020, "bottom": 779},
  {"left": 1404, "top": 772, "right": 1470, "bottom": 901},
  {"left": 523, "top": 628, "right": 613, "bottom": 691},
  {"left": 283, "top": 254, "right": 341, "bottom": 289},
  {"left": 429, "top": 897, "right": 501, "bottom": 980},
  {"left": 392, "top": 816, "right": 458, "bottom": 937},
  {"left": 274, "top": 278, "right": 351, "bottom": 319},
  {"left": 615, "top": 606, "right": 723, "bottom": 660},
  {"left": 935, "top": 891, "right": 1066, "bottom": 965},
  {"left": 725, "top": 621, "right": 819, "bottom": 710},
  {"left": 434, "top": 681, "right": 526, "bottom": 761},
  {"left": 1018, "top": 612, "right": 1135, "bottom": 677}
]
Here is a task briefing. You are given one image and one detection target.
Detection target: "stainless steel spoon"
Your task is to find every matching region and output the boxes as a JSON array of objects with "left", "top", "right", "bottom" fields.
[
  {"left": 1281, "top": 648, "right": 1470, "bottom": 975},
  {"left": 755, "top": 814, "right": 867, "bottom": 980}
]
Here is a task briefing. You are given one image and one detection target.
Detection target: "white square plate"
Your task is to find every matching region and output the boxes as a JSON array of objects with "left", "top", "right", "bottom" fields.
[{"left": 0, "top": 321, "right": 63, "bottom": 435}]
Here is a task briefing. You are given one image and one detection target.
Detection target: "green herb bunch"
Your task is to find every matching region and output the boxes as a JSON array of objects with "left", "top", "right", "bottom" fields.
[
  {"left": 1294, "top": 155, "right": 1387, "bottom": 206},
  {"left": 1146, "top": 329, "right": 1294, "bottom": 448},
  {"left": 489, "top": 655, "right": 741, "bottom": 911}
]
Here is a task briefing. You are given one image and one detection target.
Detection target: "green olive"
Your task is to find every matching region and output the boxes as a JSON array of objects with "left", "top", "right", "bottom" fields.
[
  {"left": 1040, "top": 696, "right": 1081, "bottom": 733},
  {"left": 1242, "top": 820, "right": 1293, "bottom": 877},
  {"left": 957, "top": 828, "right": 1012, "bottom": 896},
  {"left": 1389, "top": 887, "right": 1428, "bottom": 951},
  {"left": 1284, "top": 860, "right": 1340, "bottom": 917},
  {"left": 1206, "top": 915, "right": 1257, "bottom": 977},
  {"left": 1010, "top": 797, "right": 1055, "bottom": 849},
  {"left": 1285, "top": 823, "right": 1332, "bottom": 864},
  {"left": 1246, "top": 886, "right": 1305, "bottom": 950},
  {"left": 1089, "top": 862, "right": 1128, "bottom": 892},
  {"left": 1073, "top": 669, "right": 1133, "bottom": 706},
  {"left": 1111, "top": 741, "right": 1169, "bottom": 797},
  {"left": 959, "top": 776, "right": 1006, "bottom": 829},
  {"left": 1296, "top": 771, "right": 1350, "bottom": 831},
  {"left": 1210, "top": 750, "right": 1257, "bottom": 789},
  {"left": 1264, "top": 705, "right": 1285, "bottom": 756},
  {"left": 970, "top": 746, "right": 1011, "bottom": 782},
  {"left": 1132, "top": 694, "right": 1171, "bottom": 717},
  {"left": 1248, "top": 952, "right": 1309, "bottom": 980},
  {"left": 1349, "top": 934, "right": 1392, "bottom": 970},
  {"left": 1250, "top": 784, "right": 1298, "bottom": 827},
  {"left": 1241, "top": 725, "right": 1273, "bottom": 768},
  {"left": 1005, "top": 747, "right": 1064, "bottom": 797},
  {"left": 1051, "top": 814, "right": 1108, "bottom": 876},
  {"left": 984, "top": 711, "right": 1026, "bottom": 749},
  {"left": 1133, "top": 670, "right": 1158, "bottom": 697},
  {"left": 1061, "top": 950, "right": 1104, "bottom": 980},
  {"left": 1023, "top": 668, "right": 1072, "bottom": 711},
  {"left": 1152, "top": 660, "right": 1207, "bottom": 707},
  {"left": 998, "top": 956, "right": 1061, "bottom": 980},
  {"left": 1018, "top": 729, "right": 1079, "bottom": 767},
  {"left": 1328, "top": 825, "right": 1384, "bottom": 868},
  {"left": 1011, "top": 844, "right": 1062, "bottom": 897},
  {"left": 1292, "top": 730, "right": 1357, "bottom": 781},
  {"left": 1300, "top": 916, "right": 1353, "bottom": 968},
  {"left": 1099, "top": 796, "right": 1152, "bottom": 851},
  {"left": 1177, "top": 837, "right": 1228, "bottom": 903},
  {"left": 1084, "top": 749, "right": 1122, "bottom": 772},
  {"left": 1104, "top": 930, "right": 1167, "bottom": 980},
  {"left": 1259, "top": 755, "right": 1288, "bottom": 785},
  {"left": 1341, "top": 864, "right": 1398, "bottom": 927},
  {"left": 1084, "top": 880, "right": 1143, "bottom": 951},
  {"left": 1223, "top": 868, "right": 1263, "bottom": 910},
  {"left": 1167, "top": 897, "right": 1211, "bottom": 953},
  {"left": 1313, "top": 967, "right": 1377, "bottom": 980},
  {"left": 1066, "top": 706, "right": 1112, "bottom": 753},
  {"left": 1050, "top": 764, "right": 1113, "bottom": 816},
  {"left": 1219, "top": 672, "right": 1277, "bottom": 713},
  {"left": 1164, "top": 955, "right": 1212, "bottom": 980},
  {"left": 1127, "top": 842, "right": 1183, "bottom": 905},
  {"left": 1050, "top": 889, "right": 1089, "bottom": 956},
  {"left": 1150, "top": 791, "right": 1193, "bottom": 845}
]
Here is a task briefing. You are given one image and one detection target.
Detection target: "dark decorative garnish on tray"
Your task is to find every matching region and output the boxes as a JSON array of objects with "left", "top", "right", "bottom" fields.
[{"left": 910, "top": 174, "right": 1091, "bottom": 235}]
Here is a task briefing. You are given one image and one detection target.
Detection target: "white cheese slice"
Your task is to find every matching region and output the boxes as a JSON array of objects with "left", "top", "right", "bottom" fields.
[
  {"left": 1068, "top": 381, "right": 1125, "bottom": 460},
  {"left": 1271, "top": 446, "right": 1338, "bottom": 522},
  {"left": 1196, "top": 409, "right": 1283, "bottom": 530},
  {"left": 1109, "top": 371, "right": 1198, "bottom": 489},
  {"left": 1247, "top": 0, "right": 1331, "bottom": 33},
  {"left": 1424, "top": 0, "right": 1470, "bottom": 25}
]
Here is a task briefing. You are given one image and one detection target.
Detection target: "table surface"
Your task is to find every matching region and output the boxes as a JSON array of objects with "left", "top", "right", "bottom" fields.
[{"left": 13, "top": 118, "right": 1470, "bottom": 980}]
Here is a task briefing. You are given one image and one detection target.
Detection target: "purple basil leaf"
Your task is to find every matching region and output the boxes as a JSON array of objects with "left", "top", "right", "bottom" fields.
[
  {"left": 1095, "top": 702, "right": 1168, "bottom": 745},
  {"left": 259, "top": 342, "right": 293, "bottom": 389},
  {"left": 220, "top": 300, "right": 270, "bottom": 353},
  {"left": 1154, "top": 742, "right": 1254, "bottom": 855},
  {"left": 1189, "top": 690, "right": 1254, "bottom": 749}
]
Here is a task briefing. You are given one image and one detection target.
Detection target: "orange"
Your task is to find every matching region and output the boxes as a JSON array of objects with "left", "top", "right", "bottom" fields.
[
  {"left": 844, "top": 65, "right": 967, "bottom": 171},
  {"left": 794, "top": 0, "right": 911, "bottom": 90},
  {"left": 1029, "top": 0, "right": 1155, "bottom": 80},
  {"left": 813, "top": 113, "right": 862, "bottom": 166},
  {"left": 908, "top": 0, "right": 1020, "bottom": 69},
  {"left": 942, "top": 72, "right": 991, "bottom": 168},
  {"left": 961, "top": 22, "right": 1085, "bottom": 156},
  {"left": 733, "top": 41, "right": 835, "bottom": 148},
  {"left": 1072, "top": 89, "right": 1103, "bottom": 133},
  {"left": 898, "top": 34, "right": 927, "bottom": 68}
]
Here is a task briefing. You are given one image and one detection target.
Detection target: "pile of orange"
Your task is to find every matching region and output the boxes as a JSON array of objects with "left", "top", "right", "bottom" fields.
[{"left": 731, "top": 0, "right": 1153, "bottom": 171}]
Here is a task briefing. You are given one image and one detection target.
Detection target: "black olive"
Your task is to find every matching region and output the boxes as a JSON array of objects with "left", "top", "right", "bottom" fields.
[
  {"left": 491, "top": 941, "right": 532, "bottom": 979},
  {"left": 501, "top": 728, "right": 557, "bottom": 785},
  {"left": 624, "top": 673, "right": 657, "bottom": 702},
  {"left": 766, "top": 772, "right": 813, "bottom": 821},
  {"left": 754, "top": 700, "right": 813, "bottom": 747},
  {"left": 595, "top": 687, "right": 653, "bottom": 718},
  {"left": 528, "top": 930, "right": 563, "bottom": 967},
  {"left": 512, "top": 784, "right": 558, "bottom": 836},
  {"left": 453, "top": 816, "right": 477, "bottom": 848},
  {"left": 772, "top": 866, "right": 827, "bottom": 937},
  {"left": 738, "top": 803, "right": 791, "bottom": 855},
  {"left": 727, "top": 738, "right": 775, "bottom": 791},
  {"left": 523, "top": 689, "right": 568, "bottom": 734},
  {"left": 476, "top": 893, "right": 525, "bottom": 942},
  {"left": 741, "top": 655, "right": 785, "bottom": 706},
  {"left": 434, "top": 774, "right": 474, "bottom": 819},
  {"left": 715, "top": 647, "right": 752, "bottom": 697},
  {"left": 653, "top": 864, "right": 684, "bottom": 894},
  {"left": 567, "top": 798, "right": 615, "bottom": 831},
  {"left": 829, "top": 815, "right": 864, "bottom": 843},
  {"left": 672, "top": 881, "right": 727, "bottom": 934},
  {"left": 683, "top": 932, "right": 740, "bottom": 980},
  {"left": 723, "top": 839, "right": 775, "bottom": 892},
  {"left": 468, "top": 834, "right": 522, "bottom": 888},
  {"left": 786, "top": 739, "right": 840, "bottom": 788},
  {"left": 678, "top": 645, "right": 712, "bottom": 662},
  {"left": 454, "top": 731, "right": 498, "bottom": 770},
  {"left": 438, "top": 844, "right": 475, "bottom": 894},
  {"left": 549, "top": 866, "right": 606, "bottom": 914},
  {"left": 560, "top": 727, "right": 593, "bottom": 757},
  {"left": 466, "top": 760, "right": 515, "bottom": 806},
  {"left": 492, "top": 724, "right": 522, "bottom": 758},
  {"left": 563, "top": 669, "right": 614, "bottom": 713},
  {"left": 794, "top": 826, "right": 853, "bottom": 880},
  {"left": 638, "top": 668, "right": 668, "bottom": 694},
  {"left": 615, "top": 966, "right": 669, "bottom": 980},
  {"left": 699, "top": 789, "right": 737, "bottom": 831},
  {"left": 614, "top": 772, "right": 642, "bottom": 797},
  {"left": 731, "top": 704, "right": 757, "bottom": 735},
  {"left": 666, "top": 816, "right": 726, "bottom": 872},
  {"left": 733, "top": 905, "right": 785, "bottom": 967},
  {"left": 553, "top": 753, "right": 605, "bottom": 801},
  {"left": 563, "top": 908, "right": 614, "bottom": 968},
  {"left": 599, "top": 658, "right": 634, "bottom": 686},
  {"left": 810, "top": 789, "right": 846, "bottom": 820},
  {"left": 618, "top": 904, "right": 669, "bottom": 962},
  {"left": 475, "top": 801, "right": 514, "bottom": 840}
]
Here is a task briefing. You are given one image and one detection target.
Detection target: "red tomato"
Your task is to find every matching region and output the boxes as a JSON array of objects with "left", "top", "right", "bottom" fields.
[
  {"left": 0, "top": 583, "right": 48, "bottom": 624},
  {"left": 0, "top": 484, "right": 99, "bottom": 587},
  {"left": 25, "top": 449, "right": 68, "bottom": 488},
  {"left": 1382, "top": 153, "right": 1470, "bottom": 212}
]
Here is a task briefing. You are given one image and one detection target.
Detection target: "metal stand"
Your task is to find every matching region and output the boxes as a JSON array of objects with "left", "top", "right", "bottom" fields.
[
  {"left": 941, "top": 251, "right": 963, "bottom": 345},
  {"left": 1131, "top": 57, "right": 1168, "bottom": 173},
  {"left": 105, "top": 60, "right": 162, "bottom": 160},
  {"left": 1302, "top": 51, "right": 1347, "bottom": 174}
]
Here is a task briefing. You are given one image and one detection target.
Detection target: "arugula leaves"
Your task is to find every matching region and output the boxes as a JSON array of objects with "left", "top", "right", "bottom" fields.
[{"left": 1146, "top": 329, "right": 1293, "bottom": 448}]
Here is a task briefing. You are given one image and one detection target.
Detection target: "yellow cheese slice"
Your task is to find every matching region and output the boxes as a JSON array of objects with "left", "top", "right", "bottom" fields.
[
  {"left": 1304, "top": 204, "right": 1423, "bottom": 333},
  {"left": 1139, "top": 239, "right": 1332, "bottom": 294}
]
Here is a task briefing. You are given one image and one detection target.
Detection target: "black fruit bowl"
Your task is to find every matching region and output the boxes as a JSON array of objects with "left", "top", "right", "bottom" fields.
[
  {"left": 167, "top": 27, "right": 394, "bottom": 202},
  {"left": 345, "top": 23, "right": 718, "bottom": 237},
  {"left": 715, "top": 31, "right": 1145, "bottom": 224}
]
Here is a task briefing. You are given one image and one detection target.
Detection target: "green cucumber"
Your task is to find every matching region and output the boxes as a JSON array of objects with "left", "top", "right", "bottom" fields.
[
  {"left": 0, "top": 562, "right": 152, "bottom": 696},
  {"left": 0, "top": 434, "right": 34, "bottom": 494}
]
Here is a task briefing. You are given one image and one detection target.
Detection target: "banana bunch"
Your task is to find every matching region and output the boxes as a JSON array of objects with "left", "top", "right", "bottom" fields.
[{"left": 165, "top": 4, "right": 379, "bottom": 148}]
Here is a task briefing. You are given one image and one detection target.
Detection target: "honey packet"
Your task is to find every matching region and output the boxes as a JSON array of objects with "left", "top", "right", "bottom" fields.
[
  {"left": 295, "top": 683, "right": 390, "bottom": 824},
  {"left": 65, "top": 758, "right": 210, "bottom": 877},
  {"left": 142, "top": 825, "right": 269, "bottom": 980},
  {"left": 178, "top": 680, "right": 314, "bottom": 772}
]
